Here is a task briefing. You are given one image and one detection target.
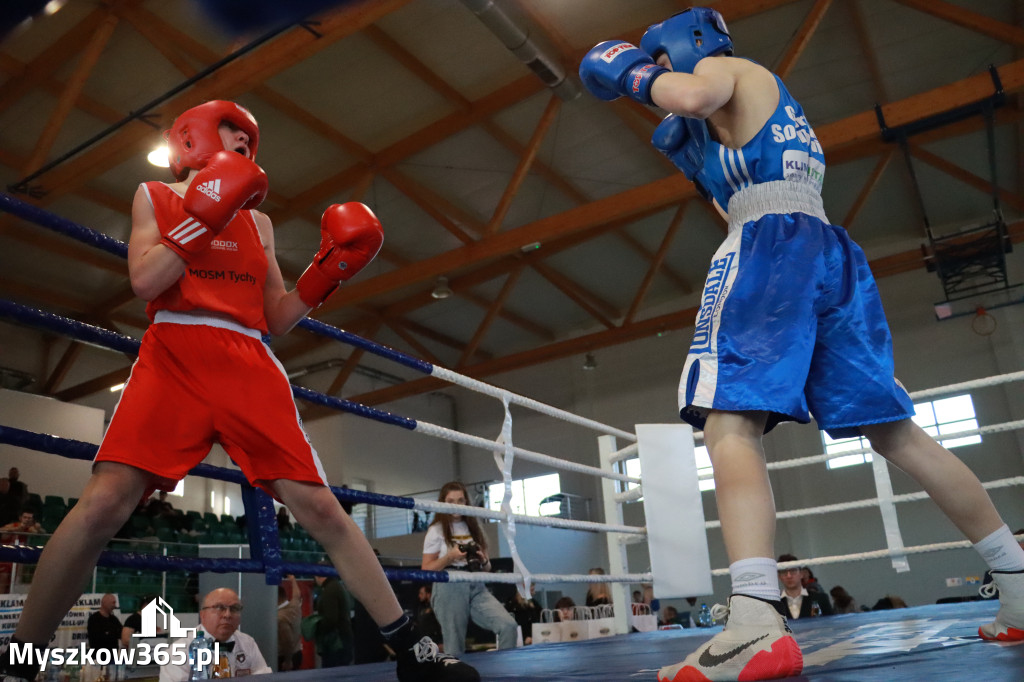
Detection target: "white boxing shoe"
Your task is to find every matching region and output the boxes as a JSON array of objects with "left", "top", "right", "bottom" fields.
[
  {"left": 979, "top": 569, "right": 1024, "bottom": 642},
  {"left": 658, "top": 594, "right": 802, "bottom": 682}
]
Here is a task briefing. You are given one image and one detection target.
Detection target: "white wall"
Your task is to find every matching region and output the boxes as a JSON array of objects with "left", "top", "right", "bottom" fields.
[{"left": 0, "top": 389, "right": 103, "bottom": 502}]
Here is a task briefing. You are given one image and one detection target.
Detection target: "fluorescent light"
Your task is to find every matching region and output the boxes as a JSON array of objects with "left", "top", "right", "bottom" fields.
[{"left": 109, "top": 382, "right": 125, "bottom": 392}]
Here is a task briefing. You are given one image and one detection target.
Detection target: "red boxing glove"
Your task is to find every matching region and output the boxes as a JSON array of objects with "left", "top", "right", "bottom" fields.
[
  {"left": 163, "top": 151, "right": 269, "bottom": 260},
  {"left": 296, "top": 202, "right": 384, "bottom": 308}
]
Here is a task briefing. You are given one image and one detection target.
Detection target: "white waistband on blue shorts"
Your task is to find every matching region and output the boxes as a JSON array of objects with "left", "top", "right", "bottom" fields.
[
  {"left": 726, "top": 179, "right": 829, "bottom": 233},
  {"left": 153, "top": 310, "right": 262, "bottom": 339}
]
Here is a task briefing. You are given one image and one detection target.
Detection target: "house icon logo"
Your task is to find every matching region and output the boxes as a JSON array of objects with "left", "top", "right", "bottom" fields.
[{"left": 133, "top": 596, "right": 196, "bottom": 638}]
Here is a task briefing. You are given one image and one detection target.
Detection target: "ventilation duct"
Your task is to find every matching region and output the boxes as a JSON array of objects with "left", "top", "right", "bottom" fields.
[{"left": 460, "top": 0, "right": 580, "bottom": 101}]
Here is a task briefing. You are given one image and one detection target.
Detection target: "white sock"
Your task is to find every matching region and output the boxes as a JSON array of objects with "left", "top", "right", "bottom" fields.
[
  {"left": 730, "top": 557, "right": 780, "bottom": 601},
  {"left": 973, "top": 524, "right": 1024, "bottom": 572}
]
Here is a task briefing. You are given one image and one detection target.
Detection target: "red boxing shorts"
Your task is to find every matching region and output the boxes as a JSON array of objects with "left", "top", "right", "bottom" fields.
[{"left": 96, "top": 312, "right": 328, "bottom": 496}]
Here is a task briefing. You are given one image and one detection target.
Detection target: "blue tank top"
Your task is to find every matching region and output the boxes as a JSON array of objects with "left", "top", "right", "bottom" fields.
[{"left": 701, "top": 73, "right": 825, "bottom": 211}]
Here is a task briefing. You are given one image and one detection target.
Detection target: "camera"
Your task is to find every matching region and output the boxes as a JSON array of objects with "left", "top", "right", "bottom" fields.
[{"left": 457, "top": 541, "right": 484, "bottom": 572}]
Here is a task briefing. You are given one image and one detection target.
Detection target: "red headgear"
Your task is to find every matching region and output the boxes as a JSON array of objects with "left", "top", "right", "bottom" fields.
[{"left": 164, "top": 100, "right": 260, "bottom": 181}]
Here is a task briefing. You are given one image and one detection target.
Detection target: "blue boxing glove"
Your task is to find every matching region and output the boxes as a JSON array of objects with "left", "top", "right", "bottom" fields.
[
  {"left": 652, "top": 114, "right": 713, "bottom": 202},
  {"left": 579, "top": 41, "right": 668, "bottom": 105}
]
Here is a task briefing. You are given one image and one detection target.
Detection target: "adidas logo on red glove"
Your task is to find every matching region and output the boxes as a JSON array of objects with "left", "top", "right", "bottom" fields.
[{"left": 196, "top": 179, "right": 222, "bottom": 202}]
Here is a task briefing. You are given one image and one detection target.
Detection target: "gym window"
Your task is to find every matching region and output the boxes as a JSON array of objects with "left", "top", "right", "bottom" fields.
[
  {"left": 623, "top": 443, "right": 715, "bottom": 495},
  {"left": 824, "top": 393, "right": 980, "bottom": 469},
  {"left": 488, "top": 473, "right": 561, "bottom": 517}
]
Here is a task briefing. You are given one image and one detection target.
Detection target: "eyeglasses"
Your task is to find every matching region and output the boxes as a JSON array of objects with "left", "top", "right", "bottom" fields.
[
  {"left": 777, "top": 568, "right": 802, "bottom": 575},
  {"left": 202, "top": 604, "right": 243, "bottom": 614}
]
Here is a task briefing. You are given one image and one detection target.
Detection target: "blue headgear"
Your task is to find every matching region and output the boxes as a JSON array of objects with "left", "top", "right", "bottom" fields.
[{"left": 640, "top": 7, "right": 733, "bottom": 75}]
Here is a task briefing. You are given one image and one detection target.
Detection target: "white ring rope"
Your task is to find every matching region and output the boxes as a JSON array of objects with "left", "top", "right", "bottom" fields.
[
  {"left": 445, "top": 571, "right": 653, "bottom": 585},
  {"left": 907, "top": 370, "right": 1024, "bottom": 400},
  {"left": 702, "top": 476, "right": 1024, "bottom": 529},
  {"left": 431, "top": 367, "right": 636, "bottom": 441},
  {"left": 715, "top": 533, "right": 1024, "bottom": 577},
  {"left": 412, "top": 420, "right": 639, "bottom": 483},
  {"left": 412, "top": 499, "right": 646, "bottom": 536},
  {"left": 607, "top": 442, "right": 639, "bottom": 465},
  {"left": 766, "top": 418, "right": 1024, "bottom": 471}
]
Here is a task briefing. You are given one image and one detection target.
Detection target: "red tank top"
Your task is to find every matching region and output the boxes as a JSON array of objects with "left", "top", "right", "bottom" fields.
[{"left": 142, "top": 182, "right": 269, "bottom": 333}]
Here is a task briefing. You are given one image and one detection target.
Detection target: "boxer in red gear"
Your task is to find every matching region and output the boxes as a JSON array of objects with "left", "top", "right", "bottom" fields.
[{"left": 0, "top": 101, "right": 478, "bottom": 682}]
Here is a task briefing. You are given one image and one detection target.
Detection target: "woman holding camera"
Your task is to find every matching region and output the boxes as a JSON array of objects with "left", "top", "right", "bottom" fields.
[{"left": 422, "top": 481, "right": 519, "bottom": 656}]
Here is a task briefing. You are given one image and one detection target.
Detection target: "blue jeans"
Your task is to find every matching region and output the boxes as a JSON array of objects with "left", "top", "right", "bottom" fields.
[{"left": 431, "top": 582, "right": 518, "bottom": 657}]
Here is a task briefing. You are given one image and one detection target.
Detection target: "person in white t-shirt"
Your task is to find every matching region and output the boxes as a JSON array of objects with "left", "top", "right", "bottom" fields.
[{"left": 421, "top": 482, "right": 518, "bottom": 657}]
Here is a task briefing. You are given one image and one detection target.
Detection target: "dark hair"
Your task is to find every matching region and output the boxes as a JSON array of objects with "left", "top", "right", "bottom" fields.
[
  {"left": 829, "top": 585, "right": 853, "bottom": 609},
  {"left": 777, "top": 553, "right": 799, "bottom": 564},
  {"left": 429, "top": 481, "right": 487, "bottom": 551}
]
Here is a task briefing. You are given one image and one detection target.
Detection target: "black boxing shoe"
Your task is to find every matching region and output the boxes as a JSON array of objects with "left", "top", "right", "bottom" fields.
[
  {"left": 396, "top": 636, "right": 480, "bottom": 682},
  {"left": 0, "top": 637, "right": 41, "bottom": 682}
]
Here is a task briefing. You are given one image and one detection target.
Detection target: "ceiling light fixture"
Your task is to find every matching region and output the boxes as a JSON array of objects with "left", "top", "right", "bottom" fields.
[
  {"left": 582, "top": 353, "right": 597, "bottom": 371},
  {"left": 147, "top": 145, "right": 170, "bottom": 168},
  {"left": 431, "top": 276, "right": 453, "bottom": 300}
]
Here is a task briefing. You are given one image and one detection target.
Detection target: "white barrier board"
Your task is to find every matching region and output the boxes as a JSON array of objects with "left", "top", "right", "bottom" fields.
[{"left": 637, "top": 424, "right": 713, "bottom": 598}]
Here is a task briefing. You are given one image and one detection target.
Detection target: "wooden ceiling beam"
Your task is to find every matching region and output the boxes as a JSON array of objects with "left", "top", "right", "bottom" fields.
[
  {"left": 322, "top": 319, "right": 382, "bottom": 397},
  {"left": 616, "top": 229, "right": 693, "bottom": 294},
  {"left": 41, "top": 342, "right": 83, "bottom": 394},
  {"left": 818, "top": 57, "right": 1024, "bottom": 159},
  {"left": 624, "top": 202, "right": 688, "bottom": 324},
  {"left": 774, "top": 0, "right": 832, "bottom": 79},
  {"left": 485, "top": 95, "right": 561, "bottom": 235},
  {"left": 456, "top": 267, "right": 524, "bottom": 368},
  {"left": 381, "top": 317, "right": 442, "bottom": 365},
  {"left": 907, "top": 144, "right": 1024, "bottom": 214},
  {"left": 22, "top": 14, "right": 119, "bottom": 177},
  {"left": 0, "top": 8, "right": 109, "bottom": 113},
  {"left": 843, "top": 150, "right": 894, "bottom": 227},
  {"left": 318, "top": 174, "right": 695, "bottom": 311},
  {"left": 850, "top": 0, "right": 890, "bottom": 104},
  {"left": 891, "top": 0, "right": 1024, "bottom": 47},
  {"left": 25, "top": 0, "right": 415, "bottom": 202},
  {"left": 531, "top": 261, "right": 617, "bottom": 328}
]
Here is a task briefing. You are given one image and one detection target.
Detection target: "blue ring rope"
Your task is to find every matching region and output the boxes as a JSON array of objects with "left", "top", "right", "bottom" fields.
[
  {"left": 0, "top": 192, "right": 128, "bottom": 259},
  {"left": 0, "top": 546, "right": 451, "bottom": 584}
]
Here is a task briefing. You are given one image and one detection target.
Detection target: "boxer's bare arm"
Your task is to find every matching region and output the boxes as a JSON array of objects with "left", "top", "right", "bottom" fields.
[{"left": 127, "top": 185, "right": 188, "bottom": 301}]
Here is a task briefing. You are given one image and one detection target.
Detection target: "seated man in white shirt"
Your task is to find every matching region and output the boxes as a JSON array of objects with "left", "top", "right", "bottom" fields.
[
  {"left": 160, "top": 588, "right": 271, "bottom": 681},
  {"left": 778, "top": 554, "right": 832, "bottom": 619}
]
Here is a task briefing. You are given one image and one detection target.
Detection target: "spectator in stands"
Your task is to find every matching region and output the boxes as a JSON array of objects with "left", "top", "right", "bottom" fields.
[
  {"left": 778, "top": 553, "right": 832, "bottom": 618},
  {"left": 830, "top": 585, "right": 859, "bottom": 614},
  {"left": 121, "top": 595, "right": 164, "bottom": 648},
  {"left": 504, "top": 583, "right": 541, "bottom": 645},
  {"left": 276, "top": 575, "right": 303, "bottom": 671},
  {"left": 0, "top": 510, "right": 44, "bottom": 540},
  {"left": 160, "top": 588, "right": 271, "bottom": 681},
  {"left": 87, "top": 593, "right": 122, "bottom": 655},
  {"left": 801, "top": 566, "right": 826, "bottom": 596},
  {"left": 585, "top": 567, "right": 613, "bottom": 607},
  {"left": 0, "top": 511, "right": 45, "bottom": 590},
  {"left": 659, "top": 605, "right": 682, "bottom": 627},
  {"left": 554, "top": 597, "right": 576, "bottom": 622},
  {"left": 312, "top": 570, "right": 354, "bottom": 667},
  {"left": 871, "top": 595, "right": 907, "bottom": 610},
  {"left": 421, "top": 481, "right": 518, "bottom": 657},
  {"left": 144, "top": 491, "right": 185, "bottom": 530},
  {"left": 0, "top": 468, "right": 29, "bottom": 525},
  {"left": 415, "top": 584, "right": 443, "bottom": 647},
  {"left": 276, "top": 506, "right": 293, "bottom": 532}
]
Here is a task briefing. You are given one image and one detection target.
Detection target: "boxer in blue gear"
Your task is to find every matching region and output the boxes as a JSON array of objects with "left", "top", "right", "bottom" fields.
[{"left": 581, "top": 7, "right": 1024, "bottom": 682}]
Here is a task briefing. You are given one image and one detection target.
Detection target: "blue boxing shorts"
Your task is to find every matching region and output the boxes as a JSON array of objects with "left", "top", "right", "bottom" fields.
[{"left": 678, "top": 181, "right": 914, "bottom": 437}]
